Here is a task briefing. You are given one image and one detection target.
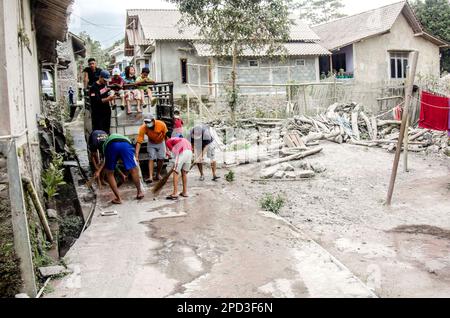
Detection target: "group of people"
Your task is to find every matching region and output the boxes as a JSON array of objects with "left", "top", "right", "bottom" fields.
[
  {"left": 84, "top": 58, "right": 158, "bottom": 135},
  {"left": 89, "top": 115, "right": 221, "bottom": 204}
]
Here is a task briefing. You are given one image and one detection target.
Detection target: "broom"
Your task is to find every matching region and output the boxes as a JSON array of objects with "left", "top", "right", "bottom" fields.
[
  {"left": 151, "top": 169, "right": 174, "bottom": 194},
  {"left": 152, "top": 151, "right": 201, "bottom": 195}
]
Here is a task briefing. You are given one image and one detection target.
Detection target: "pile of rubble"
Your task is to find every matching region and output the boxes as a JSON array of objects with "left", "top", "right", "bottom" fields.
[
  {"left": 211, "top": 102, "right": 449, "bottom": 156},
  {"left": 260, "top": 161, "right": 327, "bottom": 181},
  {"left": 209, "top": 101, "right": 449, "bottom": 180}
]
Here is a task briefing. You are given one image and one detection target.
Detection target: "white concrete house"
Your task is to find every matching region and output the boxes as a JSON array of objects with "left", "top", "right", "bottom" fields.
[
  {"left": 312, "top": 1, "right": 448, "bottom": 83},
  {"left": 124, "top": 9, "right": 330, "bottom": 97},
  {"left": 109, "top": 44, "right": 132, "bottom": 73}
]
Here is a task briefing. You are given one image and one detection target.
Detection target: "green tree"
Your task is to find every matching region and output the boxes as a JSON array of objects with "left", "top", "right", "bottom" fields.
[
  {"left": 168, "top": 0, "right": 293, "bottom": 121},
  {"left": 78, "top": 31, "right": 110, "bottom": 69},
  {"left": 296, "top": 0, "right": 346, "bottom": 25},
  {"left": 412, "top": 0, "right": 450, "bottom": 73}
]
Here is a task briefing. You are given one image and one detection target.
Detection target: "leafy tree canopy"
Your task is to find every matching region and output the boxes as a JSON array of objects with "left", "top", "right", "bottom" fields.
[
  {"left": 295, "top": 0, "right": 346, "bottom": 25},
  {"left": 169, "top": 0, "right": 293, "bottom": 56},
  {"left": 412, "top": 0, "right": 450, "bottom": 73}
]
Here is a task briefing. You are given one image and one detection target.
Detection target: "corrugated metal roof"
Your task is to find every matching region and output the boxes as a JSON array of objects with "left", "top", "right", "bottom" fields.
[
  {"left": 194, "top": 42, "right": 330, "bottom": 57},
  {"left": 126, "top": 9, "right": 321, "bottom": 42},
  {"left": 312, "top": 1, "right": 407, "bottom": 50}
]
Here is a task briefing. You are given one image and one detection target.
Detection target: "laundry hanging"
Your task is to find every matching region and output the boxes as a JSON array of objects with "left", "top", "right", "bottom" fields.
[
  {"left": 448, "top": 98, "right": 450, "bottom": 137},
  {"left": 418, "top": 91, "right": 449, "bottom": 132}
]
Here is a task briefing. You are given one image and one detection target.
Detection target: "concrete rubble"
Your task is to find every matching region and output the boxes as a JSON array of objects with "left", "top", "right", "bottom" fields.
[
  {"left": 38, "top": 265, "right": 72, "bottom": 278},
  {"left": 209, "top": 102, "right": 449, "bottom": 161}
]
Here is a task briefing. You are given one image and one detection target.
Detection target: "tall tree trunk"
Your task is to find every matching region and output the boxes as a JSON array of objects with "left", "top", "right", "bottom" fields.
[{"left": 231, "top": 42, "right": 237, "bottom": 123}]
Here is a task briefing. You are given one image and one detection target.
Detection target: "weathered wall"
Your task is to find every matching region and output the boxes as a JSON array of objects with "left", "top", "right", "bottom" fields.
[
  {"left": 57, "top": 39, "right": 80, "bottom": 106},
  {"left": 215, "top": 56, "right": 318, "bottom": 95},
  {"left": 0, "top": 0, "right": 10, "bottom": 136},
  {"left": 1, "top": 0, "right": 43, "bottom": 191},
  {"left": 158, "top": 41, "right": 210, "bottom": 96},
  {"left": 354, "top": 13, "right": 441, "bottom": 83}
]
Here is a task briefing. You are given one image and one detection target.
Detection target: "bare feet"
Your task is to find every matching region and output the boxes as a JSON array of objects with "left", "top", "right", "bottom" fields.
[{"left": 112, "top": 198, "right": 122, "bottom": 205}]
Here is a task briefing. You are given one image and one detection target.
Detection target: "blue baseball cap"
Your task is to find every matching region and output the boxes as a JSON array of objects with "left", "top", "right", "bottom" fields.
[{"left": 100, "top": 70, "right": 111, "bottom": 80}]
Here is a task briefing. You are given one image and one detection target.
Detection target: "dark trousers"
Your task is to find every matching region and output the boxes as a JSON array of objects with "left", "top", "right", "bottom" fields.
[{"left": 92, "top": 110, "right": 112, "bottom": 135}]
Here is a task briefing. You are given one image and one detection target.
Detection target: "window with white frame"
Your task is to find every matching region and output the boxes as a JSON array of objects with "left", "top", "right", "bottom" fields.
[
  {"left": 296, "top": 59, "right": 306, "bottom": 67},
  {"left": 390, "top": 52, "right": 409, "bottom": 79},
  {"left": 248, "top": 60, "right": 259, "bottom": 67}
]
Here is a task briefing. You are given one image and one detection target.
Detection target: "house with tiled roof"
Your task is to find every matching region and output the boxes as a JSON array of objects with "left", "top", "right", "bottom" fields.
[
  {"left": 312, "top": 1, "right": 448, "bottom": 82},
  {"left": 124, "top": 9, "right": 331, "bottom": 96}
]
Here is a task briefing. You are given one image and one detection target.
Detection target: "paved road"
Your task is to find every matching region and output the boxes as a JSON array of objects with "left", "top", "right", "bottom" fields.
[{"left": 47, "top": 174, "right": 376, "bottom": 298}]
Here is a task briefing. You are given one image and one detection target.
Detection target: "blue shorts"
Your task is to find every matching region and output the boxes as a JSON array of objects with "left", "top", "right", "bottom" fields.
[{"left": 105, "top": 142, "right": 137, "bottom": 172}]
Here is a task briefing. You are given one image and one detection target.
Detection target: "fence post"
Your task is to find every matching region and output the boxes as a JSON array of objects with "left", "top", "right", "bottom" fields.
[
  {"left": 333, "top": 75, "right": 337, "bottom": 103},
  {"left": 386, "top": 51, "right": 419, "bottom": 205},
  {"left": 6, "top": 140, "right": 38, "bottom": 297},
  {"left": 187, "top": 92, "right": 190, "bottom": 124}
]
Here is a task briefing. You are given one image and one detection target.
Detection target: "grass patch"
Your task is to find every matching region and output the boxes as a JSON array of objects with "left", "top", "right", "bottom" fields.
[
  {"left": 260, "top": 194, "right": 285, "bottom": 215},
  {"left": 225, "top": 171, "right": 235, "bottom": 183}
]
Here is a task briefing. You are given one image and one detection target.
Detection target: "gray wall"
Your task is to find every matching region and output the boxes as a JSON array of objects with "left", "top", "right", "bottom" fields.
[
  {"left": 157, "top": 41, "right": 210, "bottom": 96},
  {"left": 354, "top": 13, "right": 441, "bottom": 83},
  {"left": 216, "top": 56, "right": 318, "bottom": 95},
  {"left": 57, "top": 38, "right": 80, "bottom": 104}
]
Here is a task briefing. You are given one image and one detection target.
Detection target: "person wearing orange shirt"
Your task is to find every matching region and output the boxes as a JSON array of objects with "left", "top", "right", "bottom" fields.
[{"left": 135, "top": 114, "right": 168, "bottom": 183}]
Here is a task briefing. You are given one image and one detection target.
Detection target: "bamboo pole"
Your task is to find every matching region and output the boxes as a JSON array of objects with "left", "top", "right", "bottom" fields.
[
  {"left": 22, "top": 177, "right": 53, "bottom": 243},
  {"left": 386, "top": 51, "right": 419, "bottom": 206}
]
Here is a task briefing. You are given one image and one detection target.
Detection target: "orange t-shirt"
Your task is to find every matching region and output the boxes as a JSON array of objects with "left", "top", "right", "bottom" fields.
[{"left": 137, "top": 120, "right": 168, "bottom": 144}]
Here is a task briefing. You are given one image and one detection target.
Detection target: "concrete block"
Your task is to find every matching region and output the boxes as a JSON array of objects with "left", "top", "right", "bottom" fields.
[
  {"left": 273, "top": 171, "right": 285, "bottom": 179},
  {"left": 296, "top": 170, "right": 315, "bottom": 179},
  {"left": 0, "top": 157, "right": 6, "bottom": 168},
  {"left": 285, "top": 171, "right": 297, "bottom": 179},
  {"left": 261, "top": 165, "right": 281, "bottom": 179},
  {"left": 0, "top": 172, "right": 8, "bottom": 184},
  {"left": 47, "top": 209, "right": 58, "bottom": 219},
  {"left": 279, "top": 163, "right": 295, "bottom": 172},
  {"left": 38, "top": 265, "right": 72, "bottom": 278}
]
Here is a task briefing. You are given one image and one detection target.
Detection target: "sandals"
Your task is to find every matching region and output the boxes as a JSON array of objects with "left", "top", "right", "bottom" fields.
[
  {"left": 180, "top": 193, "right": 189, "bottom": 198},
  {"left": 145, "top": 178, "right": 153, "bottom": 184},
  {"left": 212, "top": 176, "right": 221, "bottom": 182},
  {"left": 166, "top": 195, "right": 179, "bottom": 201},
  {"left": 136, "top": 194, "right": 145, "bottom": 200}
]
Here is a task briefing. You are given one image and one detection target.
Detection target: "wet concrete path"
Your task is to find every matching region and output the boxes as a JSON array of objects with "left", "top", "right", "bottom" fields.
[{"left": 47, "top": 176, "right": 376, "bottom": 298}]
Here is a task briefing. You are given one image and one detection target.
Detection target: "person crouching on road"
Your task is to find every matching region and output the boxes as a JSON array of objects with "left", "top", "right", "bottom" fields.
[
  {"left": 135, "top": 114, "right": 168, "bottom": 183},
  {"left": 190, "top": 124, "right": 220, "bottom": 182},
  {"left": 165, "top": 137, "right": 193, "bottom": 200},
  {"left": 91, "top": 131, "right": 144, "bottom": 204}
]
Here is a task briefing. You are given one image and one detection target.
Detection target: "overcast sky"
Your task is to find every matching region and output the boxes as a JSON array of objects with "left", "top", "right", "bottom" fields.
[{"left": 69, "top": 0, "right": 401, "bottom": 48}]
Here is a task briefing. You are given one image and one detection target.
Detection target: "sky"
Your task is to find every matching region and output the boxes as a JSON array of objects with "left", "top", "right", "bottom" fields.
[{"left": 69, "top": 0, "right": 402, "bottom": 48}]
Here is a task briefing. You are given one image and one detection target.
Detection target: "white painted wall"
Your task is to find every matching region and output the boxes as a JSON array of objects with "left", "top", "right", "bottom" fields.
[
  {"left": 354, "top": 13, "right": 441, "bottom": 83},
  {"left": 0, "top": 0, "right": 43, "bottom": 189}
]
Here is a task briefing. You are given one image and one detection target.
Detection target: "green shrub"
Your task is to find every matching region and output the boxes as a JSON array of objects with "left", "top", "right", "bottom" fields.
[
  {"left": 225, "top": 171, "right": 235, "bottom": 182},
  {"left": 42, "top": 152, "right": 66, "bottom": 199},
  {"left": 260, "top": 194, "right": 285, "bottom": 215}
]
